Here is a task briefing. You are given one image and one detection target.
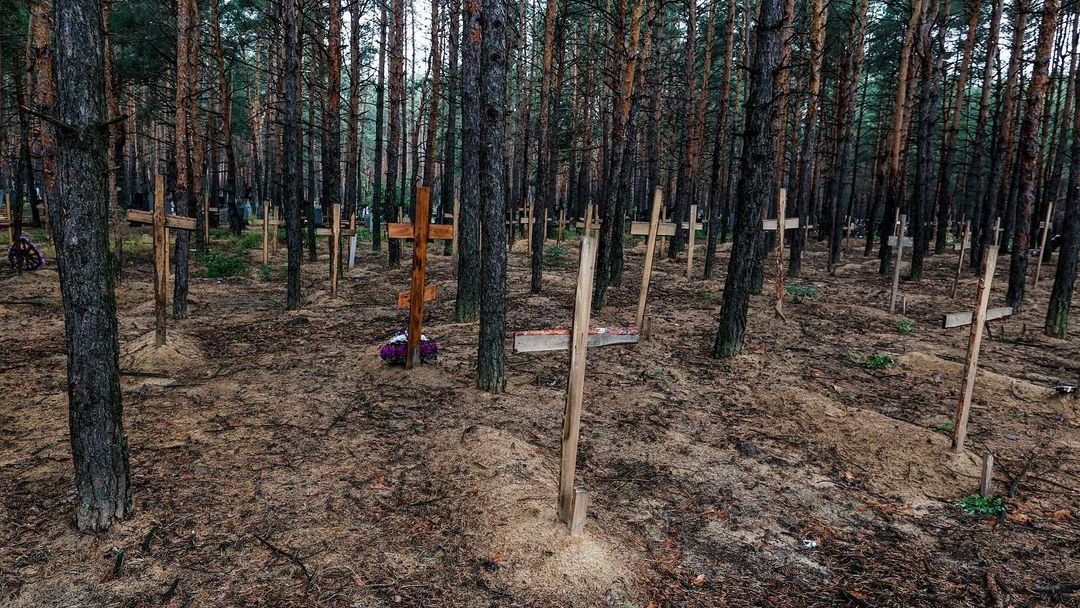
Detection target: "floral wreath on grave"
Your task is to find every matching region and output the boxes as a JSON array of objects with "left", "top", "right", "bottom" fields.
[
  {"left": 7, "top": 235, "right": 46, "bottom": 271},
  {"left": 379, "top": 330, "right": 439, "bottom": 365}
]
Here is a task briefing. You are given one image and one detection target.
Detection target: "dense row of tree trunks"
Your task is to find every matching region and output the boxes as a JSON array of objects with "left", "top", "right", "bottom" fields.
[
  {"left": 283, "top": 0, "right": 302, "bottom": 310},
  {"left": 909, "top": 0, "right": 943, "bottom": 282},
  {"left": 1006, "top": 0, "right": 1060, "bottom": 312},
  {"left": 964, "top": 0, "right": 1004, "bottom": 264},
  {"left": 1046, "top": 44, "right": 1080, "bottom": 338},
  {"left": 372, "top": 3, "right": 387, "bottom": 253},
  {"left": 456, "top": 0, "right": 482, "bottom": 323},
  {"left": 212, "top": 0, "right": 240, "bottom": 236},
  {"left": 385, "top": 0, "right": 405, "bottom": 267},
  {"left": 703, "top": 0, "right": 737, "bottom": 279},
  {"left": 173, "top": 0, "right": 199, "bottom": 318}
]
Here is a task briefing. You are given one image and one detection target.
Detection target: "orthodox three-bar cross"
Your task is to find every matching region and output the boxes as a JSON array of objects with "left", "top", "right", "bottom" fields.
[
  {"left": 512, "top": 236, "right": 640, "bottom": 535},
  {"left": 125, "top": 175, "right": 196, "bottom": 346},
  {"left": 389, "top": 187, "right": 454, "bottom": 369}
]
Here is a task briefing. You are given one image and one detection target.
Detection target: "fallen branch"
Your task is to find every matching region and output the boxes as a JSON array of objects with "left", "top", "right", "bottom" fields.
[{"left": 254, "top": 534, "right": 313, "bottom": 586}]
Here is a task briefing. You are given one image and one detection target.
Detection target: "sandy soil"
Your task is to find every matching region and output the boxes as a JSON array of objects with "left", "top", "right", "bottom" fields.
[{"left": 0, "top": 228, "right": 1077, "bottom": 607}]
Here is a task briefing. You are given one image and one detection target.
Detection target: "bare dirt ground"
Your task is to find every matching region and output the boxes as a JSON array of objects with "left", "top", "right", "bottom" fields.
[{"left": 1, "top": 227, "right": 1077, "bottom": 607}]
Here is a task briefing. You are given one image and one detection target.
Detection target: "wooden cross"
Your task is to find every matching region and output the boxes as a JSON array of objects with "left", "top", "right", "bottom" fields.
[
  {"left": 512, "top": 236, "right": 640, "bottom": 535},
  {"left": 388, "top": 186, "right": 453, "bottom": 369},
  {"left": 634, "top": 187, "right": 665, "bottom": 330},
  {"left": 576, "top": 204, "right": 600, "bottom": 235},
  {"left": 125, "top": 175, "right": 196, "bottom": 346},
  {"left": 946, "top": 225, "right": 1009, "bottom": 453},
  {"left": 314, "top": 203, "right": 357, "bottom": 298},
  {"left": 761, "top": 189, "right": 803, "bottom": 316},
  {"left": 557, "top": 208, "right": 567, "bottom": 243},
  {"left": 1034, "top": 202, "right": 1055, "bottom": 287},
  {"left": 519, "top": 203, "right": 536, "bottom": 255},
  {"left": 888, "top": 212, "right": 908, "bottom": 313},
  {"left": 685, "top": 204, "right": 699, "bottom": 279}
]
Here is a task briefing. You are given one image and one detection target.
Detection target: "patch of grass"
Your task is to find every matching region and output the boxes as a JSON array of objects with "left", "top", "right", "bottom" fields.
[
  {"left": 196, "top": 250, "right": 251, "bottom": 278},
  {"left": 930, "top": 420, "right": 955, "bottom": 434},
  {"left": 257, "top": 265, "right": 273, "bottom": 280},
  {"left": 354, "top": 226, "right": 372, "bottom": 242},
  {"left": 29, "top": 296, "right": 59, "bottom": 309},
  {"left": 696, "top": 289, "right": 712, "bottom": 302},
  {"left": 958, "top": 493, "right": 1006, "bottom": 518},
  {"left": 785, "top": 284, "right": 817, "bottom": 302},
  {"left": 897, "top": 318, "right": 915, "bottom": 334},
  {"left": 544, "top": 244, "right": 567, "bottom": 266},
  {"left": 862, "top": 354, "right": 895, "bottom": 370}
]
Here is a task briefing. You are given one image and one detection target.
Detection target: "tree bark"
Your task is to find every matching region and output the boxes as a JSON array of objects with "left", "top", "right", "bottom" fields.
[
  {"left": 1045, "top": 44, "right": 1080, "bottom": 337},
  {"left": 284, "top": 0, "right": 303, "bottom": 309},
  {"left": 47, "top": 0, "right": 132, "bottom": 530},
  {"left": 372, "top": 2, "right": 387, "bottom": 252},
  {"left": 386, "top": 0, "right": 405, "bottom": 267},
  {"left": 1006, "top": 0, "right": 1059, "bottom": 311},
  {"left": 713, "top": 0, "right": 785, "bottom": 358}
]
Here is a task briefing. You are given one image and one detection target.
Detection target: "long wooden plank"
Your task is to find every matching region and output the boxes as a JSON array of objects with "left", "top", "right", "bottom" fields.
[
  {"left": 630, "top": 221, "right": 676, "bottom": 237},
  {"left": 429, "top": 224, "right": 454, "bottom": 241},
  {"left": 686, "top": 204, "right": 697, "bottom": 279},
  {"left": 397, "top": 284, "right": 437, "bottom": 308},
  {"left": 126, "top": 209, "right": 197, "bottom": 231},
  {"left": 152, "top": 176, "right": 168, "bottom": 347},
  {"left": 329, "top": 204, "right": 341, "bottom": 298},
  {"left": 887, "top": 235, "right": 914, "bottom": 247},
  {"left": 636, "top": 188, "right": 664, "bottom": 329},
  {"left": 762, "top": 217, "right": 801, "bottom": 231},
  {"left": 774, "top": 189, "right": 786, "bottom": 315},
  {"left": 512, "top": 326, "right": 640, "bottom": 353},
  {"left": 953, "top": 245, "right": 999, "bottom": 453},
  {"left": 388, "top": 222, "right": 414, "bottom": 239},
  {"left": 889, "top": 213, "right": 907, "bottom": 314},
  {"left": 559, "top": 236, "right": 597, "bottom": 527},
  {"left": 1034, "top": 202, "right": 1055, "bottom": 286},
  {"left": 951, "top": 221, "right": 970, "bottom": 299},
  {"left": 941, "top": 307, "right": 1013, "bottom": 329},
  {"left": 262, "top": 201, "right": 270, "bottom": 265}
]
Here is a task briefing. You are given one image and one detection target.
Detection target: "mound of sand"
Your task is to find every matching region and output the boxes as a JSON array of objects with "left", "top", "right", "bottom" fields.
[
  {"left": 119, "top": 330, "right": 204, "bottom": 375},
  {"left": 428, "top": 425, "right": 636, "bottom": 602},
  {"left": 898, "top": 352, "right": 1054, "bottom": 404},
  {"left": 775, "top": 387, "right": 982, "bottom": 508}
]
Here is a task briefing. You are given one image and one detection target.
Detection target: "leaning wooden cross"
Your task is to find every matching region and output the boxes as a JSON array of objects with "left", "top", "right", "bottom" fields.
[
  {"left": 125, "top": 175, "right": 196, "bottom": 346},
  {"left": 314, "top": 204, "right": 356, "bottom": 298},
  {"left": 1034, "top": 202, "right": 1055, "bottom": 287},
  {"left": 389, "top": 186, "right": 454, "bottom": 369},
  {"left": 513, "top": 236, "right": 640, "bottom": 536},
  {"left": 944, "top": 231, "right": 1011, "bottom": 453}
]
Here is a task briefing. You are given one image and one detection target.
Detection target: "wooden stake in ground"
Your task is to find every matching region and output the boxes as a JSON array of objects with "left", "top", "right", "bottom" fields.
[
  {"left": 388, "top": 186, "right": 454, "bottom": 369},
  {"left": 1034, "top": 202, "right": 1054, "bottom": 287},
  {"left": 686, "top": 204, "right": 698, "bottom": 279},
  {"left": 949, "top": 240, "right": 1002, "bottom": 453},
  {"left": 888, "top": 212, "right": 910, "bottom": 313},
  {"left": 512, "top": 236, "right": 640, "bottom": 535},
  {"left": 314, "top": 203, "right": 356, "bottom": 298},
  {"left": 952, "top": 220, "right": 971, "bottom": 299},
  {"left": 557, "top": 208, "right": 566, "bottom": 243},
  {"left": 980, "top": 453, "right": 994, "bottom": 496},
  {"left": 125, "top": 175, "right": 196, "bottom": 346},
  {"left": 1, "top": 193, "right": 11, "bottom": 245}
]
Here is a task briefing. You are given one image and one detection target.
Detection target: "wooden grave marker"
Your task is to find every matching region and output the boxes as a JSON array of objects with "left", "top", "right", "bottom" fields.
[
  {"left": 634, "top": 187, "right": 665, "bottom": 330},
  {"left": 951, "top": 221, "right": 971, "bottom": 299},
  {"left": 685, "top": 204, "right": 698, "bottom": 279},
  {"left": 557, "top": 208, "right": 567, "bottom": 243},
  {"left": 314, "top": 204, "right": 357, "bottom": 298},
  {"left": 125, "top": 175, "right": 196, "bottom": 346},
  {"left": 388, "top": 186, "right": 454, "bottom": 369},
  {"left": 945, "top": 227, "right": 1009, "bottom": 453},
  {"left": 512, "top": 236, "right": 641, "bottom": 535},
  {"left": 260, "top": 201, "right": 283, "bottom": 265},
  {"left": 1034, "top": 202, "right": 1054, "bottom": 287},
  {"left": 888, "top": 212, "right": 908, "bottom": 313},
  {"left": 761, "top": 189, "right": 803, "bottom": 316}
]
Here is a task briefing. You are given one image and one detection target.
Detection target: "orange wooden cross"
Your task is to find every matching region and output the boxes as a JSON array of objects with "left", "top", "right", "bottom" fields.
[{"left": 388, "top": 187, "right": 454, "bottom": 369}]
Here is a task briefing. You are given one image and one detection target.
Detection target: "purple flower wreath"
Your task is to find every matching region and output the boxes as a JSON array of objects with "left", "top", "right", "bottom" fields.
[
  {"left": 379, "top": 330, "right": 439, "bottom": 365},
  {"left": 7, "top": 235, "right": 47, "bottom": 271}
]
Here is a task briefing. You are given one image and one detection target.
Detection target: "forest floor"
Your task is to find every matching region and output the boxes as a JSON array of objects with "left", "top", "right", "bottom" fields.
[{"left": 1, "top": 225, "right": 1078, "bottom": 608}]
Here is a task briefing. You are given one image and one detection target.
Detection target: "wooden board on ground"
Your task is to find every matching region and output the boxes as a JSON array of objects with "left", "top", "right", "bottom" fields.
[{"left": 941, "top": 307, "right": 1013, "bottom": 329}]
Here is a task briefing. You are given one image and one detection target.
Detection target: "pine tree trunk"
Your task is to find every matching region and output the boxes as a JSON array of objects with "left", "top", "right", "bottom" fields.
[
  {"left": 386, "top": 0, "right": 405, "bottom": 266},
  {"left": 704, "top": 0, "right": 737, "bottom": 279},
  {"left": 441, "top": 0, "right": 460, "bottom": 255},
  {"left": 372, "top": 3, "right": 387, "bottom": 252},
  {"left": 173, "top": 0, "right": 199, "bottom": 318},
  {"left": 456, "top": 0, "right": 482, "bottom": 322},
  {"left": 713, "top": 0, "right": 786, "bottom": 358},
  {"left": 1006, "top": 0, "right": 1059, "bottom": 311},
  {"left": 284, "top": 0, "right": 303, "bottom": 309},
  {"left": 476, "top": 0, "right": 508, "bottom": 392},
  {"left": 48, "top": 0, "right": 132, "bottom": 530},
  {"left": 345, "top": 0, "right": 362, "bottom": 221},
  {"left": 1045, "top": 52, "right": 1080, "bottom": 337}
]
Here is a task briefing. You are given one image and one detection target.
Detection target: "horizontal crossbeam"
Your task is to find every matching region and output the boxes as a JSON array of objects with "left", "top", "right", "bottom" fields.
[
  {"left": 942, "top": 306, "right": 1013, "bottom": 329},
  {"left": 512, "top": 326, "right": 640, "bottom": 353},
  {"left": 397, "top": 284, "right": 437, "bottom": 308},
  {"left": 126, "top": 209, "right": 196, "bottom": 231}
]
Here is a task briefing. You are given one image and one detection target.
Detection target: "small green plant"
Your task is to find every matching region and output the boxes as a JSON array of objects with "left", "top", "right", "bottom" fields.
[
  {"left": 196, "top": 250, "right": 250, "bottom": 278},
  {"left": 862, "top": 354, "right": 894, "bottom": 370},
  {"left": 696, "top": 289, "right": 712, "bottom": 302},
  {"left": 785, "top": 284, "right": 817, "bottom": 301},
  {"left": 354, "top": 226, "right": 373, "bottom": 242},
  {"left": 930, "top": 420, "right": 955, "bottom": 434},
  {"left": 257, "top": 265, "right": 273, "bottom": 280},
  {"left": 29, "top": 296, "right": 58, "bottom": 309},
  {"left": 958, "top": 493, "right": 1006, "bottom": 518},
  {"left": 544, "top": 244, "right": 567, "bottom": 266},
  {"left": 897, "top": 318, "right": 915, "bottom": 334}
]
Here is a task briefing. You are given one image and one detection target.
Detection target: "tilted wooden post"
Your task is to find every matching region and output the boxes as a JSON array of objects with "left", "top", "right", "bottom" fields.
[
  {"left": 775, "top": 190, "right": 787, "bottom": 315},
  {"left": 262, "top": 201, "right": 270, "bottom": 265},
  {"left": 952, "top": 243, "right": 999, "bottom": 453},
  {"left": 636, "top": 187, "right": 663, "bottom": 330},
  {"left": 559, "top": 236, "right": 596, "bottom": 529},
  {"left": 330, "top": 204, "right": 341, "bottom": 297},
  {"left": 951, "top": 221, "right": 970, "bottom": 299},
  {"left": 558, "top": 208, "right": 566, "bottom": 243}
]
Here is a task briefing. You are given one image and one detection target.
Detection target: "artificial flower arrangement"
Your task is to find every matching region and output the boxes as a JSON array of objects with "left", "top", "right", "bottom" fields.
[
  {"left": 378, "top": 331, "right": 439, "bottom": 365},
  {"left": 7, "top": 236, "right": 46, "bottom": 271}
]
